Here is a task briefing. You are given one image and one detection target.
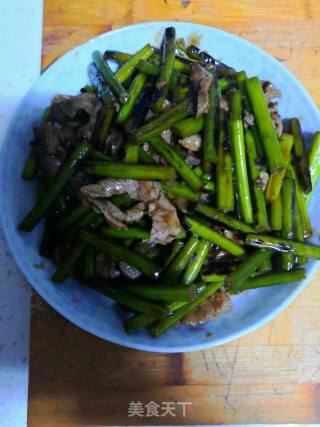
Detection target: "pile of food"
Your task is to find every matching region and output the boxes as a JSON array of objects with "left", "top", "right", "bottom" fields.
[{"left": 19, "top": 27, "right": 320, "bottom": 337}]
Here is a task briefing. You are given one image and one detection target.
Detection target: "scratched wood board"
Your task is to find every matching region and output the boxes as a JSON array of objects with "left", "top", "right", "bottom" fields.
[{"left": 28, "top": 0, "right": 320, "bottom": 425}]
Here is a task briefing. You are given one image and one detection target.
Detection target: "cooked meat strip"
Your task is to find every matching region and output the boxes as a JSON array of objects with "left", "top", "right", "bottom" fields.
[
  {"left": 181, "top": 289, "right": 231, "bottom": 325},
  {"left": 35, "top": 93, "right": 102, "bottom": 180},
  {"left": 191, "top": 63, "right": 213, "bottom": 117},
  {"left": 178, "top": 134, "right": 202, "bottom": 151},
  {"left": 81, "top": 179, "right": 182, "bottom": 244},
  {"left": 148, "top": 192, "right": 182, "bottom": 244},
  {"left": 262, "top": 81, "right": 283, "bottom": 137}
]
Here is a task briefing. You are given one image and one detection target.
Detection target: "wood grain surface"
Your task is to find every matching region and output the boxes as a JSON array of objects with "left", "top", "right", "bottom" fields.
[{"left": 29, "top": 0, "right": 320, "bottom": 425}]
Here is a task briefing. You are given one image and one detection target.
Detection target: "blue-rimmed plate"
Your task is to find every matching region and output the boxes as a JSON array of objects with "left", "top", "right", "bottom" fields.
[{"left": 1, "top": 21, "right": 319, "bottom": 352}]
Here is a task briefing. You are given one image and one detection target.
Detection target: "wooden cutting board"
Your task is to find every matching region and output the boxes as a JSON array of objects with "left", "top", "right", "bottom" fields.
[{"left": 29, "top": 1, "right": 320, "bottom": 425}]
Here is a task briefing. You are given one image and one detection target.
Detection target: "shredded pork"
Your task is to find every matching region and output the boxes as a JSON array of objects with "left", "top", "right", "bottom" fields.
[
  {"left": 35, "top": 93, "right": 102, "bottom": 180},
  {"left": 262, "top": 80, "right": 283, "bottom": 137},
  {"left": 191, "top": 64, "right": 213, "bottom": 117},
  {"left": 178, "top": 134, "right": 202, "bottom": 151},
  {"left": 160, "top": 129, "right": 173, "bottom": 145},
  {"left": 181, "top": 290, "right": 231, "bottom": 325},
  {"left": 81, "top": 179, "right": 182, "bottom": 245},
  {"left": 256, "top": 171, "right": 269, "bottom": 192},
  {"left": 148, "top": 192, "right": 182, "bottom": 243},
  {"left": 219, "top": 97, "right": 229, "bottom": 112},
  {"left": 89, "top": 199, "right": 145, "bottom": 229},
  {"left": 243, "top": 110, "right": 255, "bottom": 128}
]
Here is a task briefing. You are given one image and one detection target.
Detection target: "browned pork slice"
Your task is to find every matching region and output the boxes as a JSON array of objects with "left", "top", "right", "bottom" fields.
[
  {"left": 191, "top": 63, "right": 213, "bottom": 117},
  {"left": 178, "top": 134, "right": 202, "bottom": 151},
  {"left": 81, "top": 179, "right": 182, "bottom": 245},
  {"left": 181, "top": 290, "right": 231, "bottom": 326}
]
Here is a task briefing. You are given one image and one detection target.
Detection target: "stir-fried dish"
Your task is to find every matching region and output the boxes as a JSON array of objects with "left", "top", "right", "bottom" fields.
[{"left": 19, "top": 27, "right": 320, "bottom": 337}]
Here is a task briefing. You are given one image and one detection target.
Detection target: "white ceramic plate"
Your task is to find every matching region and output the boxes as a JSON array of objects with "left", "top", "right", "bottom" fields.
[{"left": 1, "top": 21, "right": 319, "bottom": 352}]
